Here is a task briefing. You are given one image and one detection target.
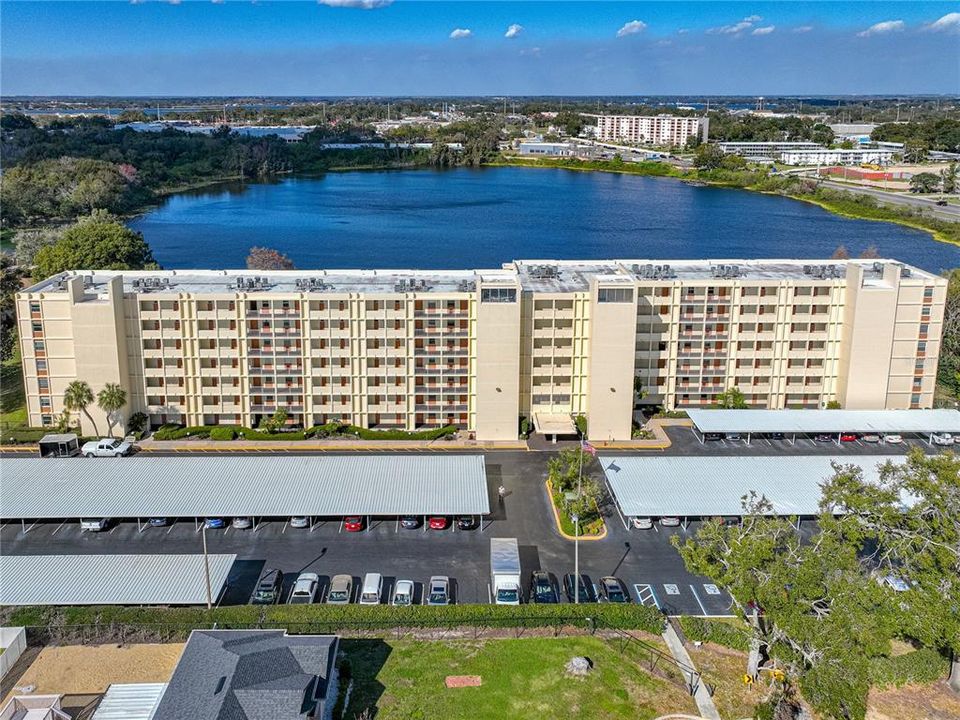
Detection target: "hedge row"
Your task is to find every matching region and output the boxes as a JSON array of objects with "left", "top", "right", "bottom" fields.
[
  {"left": 0, "top": 427, "right": 51, "bottom": 444},
  {"left": 868, "top": 648, "right": 950, "bottom": 687},
  {"left": 678, "top": 616, "right": 752, "bottom": 651},
  {"left": 151, "top": 422, "right": 458, "bottom": 442},
  {"left": 4, "top": 602, "right": 666, "bottom": 635}
]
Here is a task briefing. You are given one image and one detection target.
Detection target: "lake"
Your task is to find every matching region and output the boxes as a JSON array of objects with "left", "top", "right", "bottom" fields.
[{"left": 129, "top": 167, "right": 958, "bottom": 272}]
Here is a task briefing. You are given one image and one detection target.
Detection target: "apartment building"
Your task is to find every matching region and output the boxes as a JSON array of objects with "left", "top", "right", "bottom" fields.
[
  {"left": 717, "top": 141, "right": 822, "bottom": 158},
  {"left": 17, "top": 259, "right": 946, "bottom": 442},
  {"left": 595, "top": 115, "right": 708, "bottom": 146}
]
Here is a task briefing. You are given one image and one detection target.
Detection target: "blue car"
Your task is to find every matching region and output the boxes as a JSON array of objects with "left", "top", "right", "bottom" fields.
[
  {"left": 148, "top": 518, "right": 168, "bottom": 527},
  {"left": 204, "top": 518, "right": 226, "bottom": 529}
]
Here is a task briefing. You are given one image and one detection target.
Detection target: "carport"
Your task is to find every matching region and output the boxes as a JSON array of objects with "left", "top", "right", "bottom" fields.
[
  {"left": 0, "top": 553, "right": 236, "bottom": 605},
  {"left": 0, "top": 455, "right": 490, "bottom": 531},
  {"left": 687, "top": 408, "right": 960, "bottom": 446},
  {"left": 600, "top": 454, "right": 913, "bottom": 530}
]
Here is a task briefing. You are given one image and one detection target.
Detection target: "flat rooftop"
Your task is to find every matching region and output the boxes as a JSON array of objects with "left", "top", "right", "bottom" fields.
[{"left": 21, "top": 258, "right": 936, "bottom": 297}]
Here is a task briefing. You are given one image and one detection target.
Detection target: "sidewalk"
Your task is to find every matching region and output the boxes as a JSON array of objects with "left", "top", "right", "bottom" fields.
[
  {"left": 134, "top": 437, "right": 529, "bottom": 453},
  {"left": 662, "top": 622, "right": 721, "bottom": 720}
]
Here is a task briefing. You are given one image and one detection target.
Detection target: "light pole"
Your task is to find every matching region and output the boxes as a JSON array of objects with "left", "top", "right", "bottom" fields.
[
  {"left": 572, "top": 512, "right": 580, "bottom": 604},
  {"left": 201, "top": 523, "right": 213, "bottom": 610}
]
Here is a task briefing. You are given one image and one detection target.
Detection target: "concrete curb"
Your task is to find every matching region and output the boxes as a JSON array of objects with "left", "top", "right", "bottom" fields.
[{"left": 544, "top": 479, "right": 607, "bottom": 542}]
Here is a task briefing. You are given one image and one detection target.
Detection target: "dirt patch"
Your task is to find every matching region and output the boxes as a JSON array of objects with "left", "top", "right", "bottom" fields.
[
  {"left": 3, "top": 643, "right": 183, "bottom": 701},
  {"left": 867, "top": 680, "right": 960, "bottom": 720}
]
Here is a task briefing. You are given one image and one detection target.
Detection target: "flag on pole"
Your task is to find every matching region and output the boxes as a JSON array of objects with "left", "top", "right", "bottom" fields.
[{"left": 582, "top": 440, "right": 597, "bottom": 456}]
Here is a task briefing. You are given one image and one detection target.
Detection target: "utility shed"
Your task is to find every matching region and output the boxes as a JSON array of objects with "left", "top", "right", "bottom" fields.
[
  {"left": 601, "top": 455, "right": 913, "bottom": 520},
  {"left": 0, "top": 554, "right": 236, "bottom": 606},
  {"left": 0, "top": 455, "right": 490, "bottom": 520}
]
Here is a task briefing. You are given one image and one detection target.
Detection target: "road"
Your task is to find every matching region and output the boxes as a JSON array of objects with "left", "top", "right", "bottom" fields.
[{"left": 812, "top": 178, "right": 960, "bottom": 222}]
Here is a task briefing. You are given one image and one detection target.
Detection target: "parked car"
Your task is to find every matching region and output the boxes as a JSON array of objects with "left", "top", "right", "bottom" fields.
[
  {"left": 426, "top": 576, "right": 451, "bottom": 606},
  {"left": 232, "top": 517, "right": 252, "bottom": 529},
  {"left": 392, "top": 580, "right": 414, "bottom": 606},
  {"left": 770, "top": 432, "right": 786, "bottom": 440},
  {"left": 632, "top": 517, "right": 653, "bottom": 530},
  {"left": 81, "top": 438, "right": 132, "bottom": 458},
  {"left": 428, "top": 516, "right": 449, "bottom": 530},
  {"left": 715, "top": 516, "right": 740, "bottom": 527},
  {"left": 862, "top": 434, "right": 881, "bottom": 444},
  {"left": 839, "top": 433, "right": 858, "bottom": 442},
  {"left": 932, "top": 433, "right": 955, "bottom": 446},
  {"left": 456, "top": 515, "right": 478, "bottom": 530},
  {"left": 359, "top": 573, "right": 383, "bottom": 605},
  {"left": 251, "top": 569, "right": 284, "bottom": 605},
  {"left": 814, "top": 433, "right": 833, "bottom": 442},
  {"left": 326, "top": 574, "right": 353, "bottom": 605},
  {"left": 343, "top": 516, "right": 364, "bottom": 532},
  {"left": 80, "top": 518, "right": 111, "bottom": 532},
  {"left": 726, "top": 432, "right": 743, "bottom": 441},
  {"left": 204, "top": 518, "right": 226, "bottom": 529},
  {"left": 881, "top": 434, "right": 903, "bottom": 444},
  {"left": 703, "top": 432, "right": 724, "bottom": 441},
  {"left": 147, "top": 517, "right": 168, "bottom": 527},
  {"left": 530, "top": 571, "right": 558, "bottom": 604},
  {"left": 936, "top": 199, "right": 948, "bottom": 206},
  {"left": 288, "top": 572, "right": 320, "bottom": 604},
  {"left": 289, "top": 516, "right": 309, "bottom": 529},
  {"left": 659, "top": 516, "right": 681, "bottom": 527},
  {"left": 598, "top": 577, "right": 630, "bottom": 603},
  {"left": 562, "top": 573, "right": 595, "bottom": 603},
  {"left": 400, "top": 516, "right": 421, "bottom": 530}
]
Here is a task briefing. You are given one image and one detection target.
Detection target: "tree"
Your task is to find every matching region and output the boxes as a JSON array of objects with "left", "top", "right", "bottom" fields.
[
  {"left": 554, "top": 111, "right": 585, "bottom": 137},
  {"left": 0, "top": 113, "right": 37, "bottom": 131},
  {"left": 715, "top": 386, "right": 747, "bottom": 409},
  {"left": 246, "top": 246, "right": 294, "bottom": 271},
  {"left": 14, "top": 228, "right": 62, "bottom": 268},
  {"left": 825, "top": 400, "right": 842, "bottom": 409},
  {"left": 909, "top": 172, "right": 940, "bottom": 194},
  {"left": 64, "top": 380, "right": 98, "bottom": 436},
  {"left": 859, "top": 245, "right": 880, "bottom": 259},
  {"left": 429, "top": 140, "right": 454, "bottom": 168},
  {"left": 32, "top": 211, "right": 156, "bottom": 280},
  {"left": 937, "top": 268, "right": 960, "bottom": 398},
  {"left": 902, "top": 139, "right": 929, "bottom": 164},
  {"left": 0, "top": 255, "right": 23, "bottom": 362},
  {"left": 116, "top": 109, "right": 151, "bottom": 124},
  {"left": 259, "top": 407, "right": 288, "bottom": 433},
  {"left": 693, "top": 144, "right": 726, "bottom": 171},
  {"left": 831, "top": 244, "right": 850, "bottom": 260},
  {"left": 941, "top": 163, "right": 958, "bottom": 195},
  {"left": 96, "top": 383, "right": 127, "bottom": 437}
]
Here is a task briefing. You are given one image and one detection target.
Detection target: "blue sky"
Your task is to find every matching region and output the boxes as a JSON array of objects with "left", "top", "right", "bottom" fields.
[{"left": 3, "top": 1, "right": 959, "bottom": 95}]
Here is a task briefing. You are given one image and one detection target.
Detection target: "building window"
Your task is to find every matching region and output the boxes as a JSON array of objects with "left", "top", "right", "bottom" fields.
[
  {"left": 923, "top": 287, "right": 934, "bottom": 298},
  {"left": 33, "top": 340, "right": 45, "bottom": 352},
  {"left": 598, "top": 288, "right": 634, "bottom": 303},
  {"left": 480, "top": 288, "right": 516, "bottom": 303},
  {"left": 38, "top": 378, "right": 49, "bottom": 390},
  {"left": 918, "top": 341, "right": 927, "bottom": 352},
  {"left": 29, "top": 302, "right": 41, "bottom": 314},
  {"left": 40, "top": 397, "right": 51, "bottom": 409}
]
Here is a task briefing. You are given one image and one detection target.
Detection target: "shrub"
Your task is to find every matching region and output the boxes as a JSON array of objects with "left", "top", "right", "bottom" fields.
[
  {"left": 0, "top": 427, "right": 49, "bottom": 444},
  {"left": 151, "top": 424, "right": 210, "bottom": 441},
  {"left": 574, "top": 415, "right": 587, "bottom": 437},
  {"left": 868, "top": 647, "right": 949, "bottom": 687},
  {"left": 208, "top": 426, "right": 236, "bottom": 441},
  {"left": 127, "top": 411, "right": 148, "bottom": 435},
  {"left": 679, "top": 616, "right": 752, "bottom": 651}
]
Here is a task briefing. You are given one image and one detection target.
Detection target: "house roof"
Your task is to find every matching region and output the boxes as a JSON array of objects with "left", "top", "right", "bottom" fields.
[{"left": 153, "top": 630, "right": 338, "bottom": 720}]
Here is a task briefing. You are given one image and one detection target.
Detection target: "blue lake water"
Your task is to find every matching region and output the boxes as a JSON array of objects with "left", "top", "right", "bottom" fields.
[{"left": 129, "top": 167, "right": 958, "bottom": 272}]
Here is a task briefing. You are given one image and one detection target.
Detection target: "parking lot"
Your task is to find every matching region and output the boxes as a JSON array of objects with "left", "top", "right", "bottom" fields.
[{"left": 0, "top": 451, "right": 733, "bottom": 616}]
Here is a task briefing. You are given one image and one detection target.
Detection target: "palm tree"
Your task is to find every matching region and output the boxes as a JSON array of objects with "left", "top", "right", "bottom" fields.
[
  {"left": 64, "top": 380, "right": 98, "bottom": 437},
  {"left": 97, "top": 383, "right": 128, "bottom": 437}
]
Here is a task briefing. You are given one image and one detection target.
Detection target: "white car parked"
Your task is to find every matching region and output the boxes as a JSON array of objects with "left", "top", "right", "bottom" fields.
[
  {"left": 932, "top": 433, "right": 954, "bottom": 446},
  {"left": 881, "top": 434, "right": 903, "bottom": 444},
  {"left": 288, "top": 572, "right": 320, "bottom": 604},
  {"left": 632, "top": 517, "right": 653, "bottom": 530},
  {"left": 81, "top": 438, "right": 132, "bottom": 458},
  {"left": 392, "top": 580, "right": 414, "bottom": 606}
]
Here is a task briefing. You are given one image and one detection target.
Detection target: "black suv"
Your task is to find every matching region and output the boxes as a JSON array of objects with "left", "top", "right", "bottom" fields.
[
  {"left": 530, "top": 571, "right": 558, "bottom": 604},
  {"left": 562, "top": 573, "right": 596, "bottom": 603},
  {"left": 251, "top": 569, "right": 284, "bottom": 604},
  {"left": 598, "top": 576, "right": 630, "bottom": 603}
]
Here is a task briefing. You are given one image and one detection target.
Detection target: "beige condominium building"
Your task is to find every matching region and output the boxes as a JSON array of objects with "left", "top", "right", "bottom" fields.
[
  {"left": 595, "top": 114, "right": 709, "bottom": 145},
  {"left": 17, "top": 258, "right": 946, "bottom": 442}
]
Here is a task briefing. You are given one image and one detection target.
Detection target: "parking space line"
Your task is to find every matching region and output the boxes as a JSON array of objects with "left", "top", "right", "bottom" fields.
[
  {"left": 634, "top": 583, "right": 660, "bottom": 609},
  {"left": 166, "top": 521, "right": 177, "bottom": 534},
  {"left": 689, "top": 584, "right": 708, "bottom": 615}
]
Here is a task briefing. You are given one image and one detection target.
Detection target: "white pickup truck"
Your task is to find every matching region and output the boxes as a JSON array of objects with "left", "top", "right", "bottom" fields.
[{"left": 81, "top": 438, "right": 133, "bottom": 458}]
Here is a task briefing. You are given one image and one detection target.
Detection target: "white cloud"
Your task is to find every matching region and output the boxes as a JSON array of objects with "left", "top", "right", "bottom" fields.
[
  {"left": 449, "top": 28, "right": 472, "bottom": 40},
  {"left": 211, "top": 0, "right": 225, "bottom": 4},
  {"left": 743, "top": 15, "right": 762, "bottom": 23},
  {"left": 752, "top": 26, "right": 775, "bottom": 36},
  {"left": 677, "top": 28, "right": 689, "bottom": 34},
  {"left": 708, "top": 15, "right": 764, "bottom": 35},
  {"left": 927, "top": 12, "right": 960, "bottom": 32},
  {"left": 616, "top": 20, "right": 647, "bottom": 38},
  {"left": 505, "top": 23, "right": 523, "bottom": 39},
  {"left": 317, "top": 0, "right": 393, "bottom": 8},
  {"left": 857, "top": 20, "right": 905, "bottom": 37},
  {"left": 520, "top": 47, "right": 541, "bottom": 57},
  {"left": 793, "top": 25, "right": 814, "bottom": 33}
]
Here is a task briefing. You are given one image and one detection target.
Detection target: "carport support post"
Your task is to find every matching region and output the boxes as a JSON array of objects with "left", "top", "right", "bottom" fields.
[
  {"left": 746, "top": 432, "right": 751, "bottom": 446},
  {"left": 201, "top": 524, "right": 213, "bottom": 610}
]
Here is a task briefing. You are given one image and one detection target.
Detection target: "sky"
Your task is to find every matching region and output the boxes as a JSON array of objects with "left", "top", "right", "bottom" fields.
[{"left": 3, "top": 1, "right": 959, "bottom": 96}]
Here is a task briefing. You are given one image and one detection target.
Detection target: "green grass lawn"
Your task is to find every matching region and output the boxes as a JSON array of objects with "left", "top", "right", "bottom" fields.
[
  {"left": 339, "top": 636, "right": 697, "bottom": 720},
  {"left": 1, "top": 351, "right": 27, "bottom": 428}
]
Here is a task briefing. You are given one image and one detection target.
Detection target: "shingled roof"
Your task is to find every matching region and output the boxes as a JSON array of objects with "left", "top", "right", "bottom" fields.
[{"left": 153, "top": 630, "right": 339, "bottom": 720}]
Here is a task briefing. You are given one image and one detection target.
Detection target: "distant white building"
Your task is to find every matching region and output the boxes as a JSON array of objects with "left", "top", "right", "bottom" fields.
[
  {"left": 828, "top": 123, "right": 877, "bottom": 145},
  {"left": 595, "top": 115, "right": 708, "bottom": 146},
  {"left": 518, "top": 142, "right": 580, "bottom": 157},
  {"left": 718, "top": 141, "right": 821, "bottom": 158},
  {"left": 780, "top": 148, "right": 896, "bottom": 166}
]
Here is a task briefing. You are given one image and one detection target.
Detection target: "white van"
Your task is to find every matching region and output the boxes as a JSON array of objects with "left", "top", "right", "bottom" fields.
[
  {"left": 80, "top": 518, "right": 110, "bottom": 532},
  {"left": 359, "top": 572, "right": 383, "bottom": 605}
]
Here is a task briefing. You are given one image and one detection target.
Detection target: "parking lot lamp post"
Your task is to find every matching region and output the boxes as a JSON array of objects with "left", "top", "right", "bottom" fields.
[
  {"left": 202, "top": 523, "right": 212, "bottom": 610},
  {"left": 572, "top": 512, "right": 580, "bottom": 604}
]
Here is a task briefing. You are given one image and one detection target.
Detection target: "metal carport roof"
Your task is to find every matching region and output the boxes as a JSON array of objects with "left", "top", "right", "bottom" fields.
[
  {"left": 686, "top": 409, "right": 960, "bottom": 435},
  {"left": 93, "top": 684, "right": 167, "bottom": 720},
  {"left": 0, "top": 554, "right": 236, "bottom": 606},
  {"left": 601, "top": 455, "right": 911, "bottom": 518},
  {"left": 0, "top": 455, "right": 490, "bottom": 519}
]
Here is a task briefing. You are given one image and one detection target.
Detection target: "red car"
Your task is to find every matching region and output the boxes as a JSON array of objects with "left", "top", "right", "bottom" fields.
[
  {"left": 428, "top": 516, "right": 449, "bottom": 530},
  {"left": 343, "top": 516, "right": 364, "bottom": 532},
  {"left": 839, "top": 433, "right": 858, "bottom": 442}
]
